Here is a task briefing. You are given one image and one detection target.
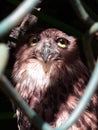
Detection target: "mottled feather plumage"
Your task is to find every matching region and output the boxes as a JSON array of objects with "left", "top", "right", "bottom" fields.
[{"left": 12, "top": 28, "right": 98, "bottom": 130}]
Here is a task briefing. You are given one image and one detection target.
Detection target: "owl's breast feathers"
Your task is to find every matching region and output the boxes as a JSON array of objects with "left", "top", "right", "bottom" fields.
[{"left": 12, "top": 28, "right": 98, "bottom": 130}]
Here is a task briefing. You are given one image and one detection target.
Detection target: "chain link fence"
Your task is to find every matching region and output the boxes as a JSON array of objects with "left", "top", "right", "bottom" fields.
[{"left": 0, "top": 0, "right": 98, "bottom": 129}]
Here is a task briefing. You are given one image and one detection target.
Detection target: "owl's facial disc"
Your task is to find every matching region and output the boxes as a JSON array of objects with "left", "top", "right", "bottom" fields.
[{"left": 32, "top": 41, "right": 61, "bottom": 64}]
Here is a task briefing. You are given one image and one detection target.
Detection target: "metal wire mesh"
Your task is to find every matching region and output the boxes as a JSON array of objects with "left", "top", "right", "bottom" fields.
[{"left": 0, "top": 0, "right": 98, "bottom": 130}]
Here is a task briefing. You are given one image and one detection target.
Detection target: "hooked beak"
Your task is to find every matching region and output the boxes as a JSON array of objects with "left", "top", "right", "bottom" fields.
[{"left": 42, "top": 45, "right": 52, "bottom": 62}]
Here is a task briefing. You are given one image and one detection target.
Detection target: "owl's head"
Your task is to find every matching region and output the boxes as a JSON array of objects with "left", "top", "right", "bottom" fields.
[
  {"left": 17, "top": 28, "right": 79, "bottom": 65},
  {"left": 13, "top": 28, "right": 88, "bottom": 94}
]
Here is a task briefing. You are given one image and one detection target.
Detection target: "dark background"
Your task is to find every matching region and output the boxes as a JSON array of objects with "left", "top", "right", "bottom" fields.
[{"left": 0, "top": 0, "right": 98, "bottom": 129}]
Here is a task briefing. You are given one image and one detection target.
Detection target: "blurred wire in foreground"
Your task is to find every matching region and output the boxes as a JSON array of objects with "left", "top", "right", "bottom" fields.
[
  {"left": 69, "top": 0, "right": 95, "bottom": 26},
  {"left": 0, "top": 0, "right": 98, "bottom": 130},
  {"left": 83, "top": 22, "right": 98, "bottom": 71},
  {"left": 57, "top": 62, "right": 98, "bottom": 130},
  {"left": 0, "top": 74, "right": 53, "bottom": 130},
  {"left": 0, "top": 0, "right": 39, "bottom": 37},
  {"left": 0, "top": 44, "right": 9, "bottom": 74},
  {"left": 69, "top": 0, "right": 97, "bottom": 71}
]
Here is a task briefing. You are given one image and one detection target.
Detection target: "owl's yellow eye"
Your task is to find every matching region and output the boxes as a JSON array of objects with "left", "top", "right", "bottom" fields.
[
  {"left": 56, "top": 38, "right": 69, "bottom": 49},
  {"left": 29, "top": 35, "right": 40, "bottom": 46}
]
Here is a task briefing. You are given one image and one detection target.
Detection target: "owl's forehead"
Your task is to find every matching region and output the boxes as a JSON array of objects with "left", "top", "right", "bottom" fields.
[{"left": 40, "top": 28, "right": 67, "bottom": 38}]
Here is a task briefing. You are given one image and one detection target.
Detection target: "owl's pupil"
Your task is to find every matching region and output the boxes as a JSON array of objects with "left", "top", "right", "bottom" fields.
[
  {"left": 59, "top": 39, "right": 64, "bottom": 44},
  {"left": 32, "top": 38, "right": 38, "bottom": 43}
]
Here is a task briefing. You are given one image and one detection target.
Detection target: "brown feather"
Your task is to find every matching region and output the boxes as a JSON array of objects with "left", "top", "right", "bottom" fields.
[{"left": 12, "top": 28, "right": 98, "bottom": 130}]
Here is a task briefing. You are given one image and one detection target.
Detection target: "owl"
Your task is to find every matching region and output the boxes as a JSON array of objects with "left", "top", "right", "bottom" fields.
[{"left": 12, "top": 28, "right": 98, "bottom": 130}]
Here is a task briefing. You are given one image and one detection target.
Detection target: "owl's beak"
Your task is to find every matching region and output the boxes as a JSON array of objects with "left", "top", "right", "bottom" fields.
[{"left": 42, "top": 45, "right": 52, "bottom": 62}]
